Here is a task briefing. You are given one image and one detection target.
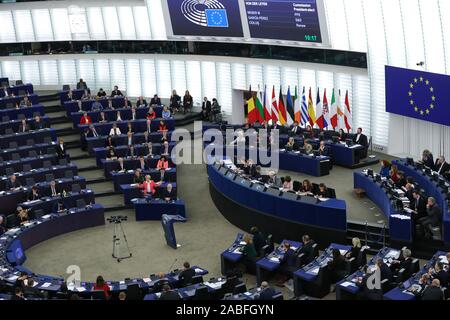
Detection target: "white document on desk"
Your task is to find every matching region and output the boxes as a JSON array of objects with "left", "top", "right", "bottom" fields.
[
  {"left": 349, "top": 144, "right": 362, "bottom": 149},
  {"left": 308, "top": 267, "right": 320, "bottom": 275},
  {"left": 341, "top": 281, "right": 356, "bottom": 288}
]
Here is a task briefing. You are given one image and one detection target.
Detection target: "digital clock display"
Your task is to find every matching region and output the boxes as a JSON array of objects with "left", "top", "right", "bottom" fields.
[{"left": 245, "top": 0, "right": 323, "bottom": 43}]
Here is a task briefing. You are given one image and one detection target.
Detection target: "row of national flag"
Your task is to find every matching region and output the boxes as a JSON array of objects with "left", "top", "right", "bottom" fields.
[{"left": 246, "top": 85, "right": 353, "bottom": 132}]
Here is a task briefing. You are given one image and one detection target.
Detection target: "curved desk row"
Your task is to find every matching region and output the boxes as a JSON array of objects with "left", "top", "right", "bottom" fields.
[
  {"left": 393, "top": 160, "right": 450, "bottom": 244},
  {"left": 353, "top": 172, "right": 413, "bottom": 244},
  {"left": 205, "top": 143, "right": 330, "bottom": 177},
  {"left": 207, "top": 164, "right": 347, "bottom": 245},
  {"left": 0, "top": 204, "right": 209, "bottom": 298}
]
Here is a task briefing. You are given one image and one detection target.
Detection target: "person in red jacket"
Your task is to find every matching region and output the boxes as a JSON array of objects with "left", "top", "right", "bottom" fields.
[
  {"left": 139, "top": 174, "right": 158, "bottom": 196},
  {"left": 147, "top": 107, "right": 156, "bottom": 120},
  {"left": 93, "top": 275, "right": 110, "bottom": 299},
  {"left": 156, "top": 155, "right": 169, "bottom": 170},
  {"left": 80, "top": 112, "right": 92, "bottom": 125},
  {"left": 158, "top": 120, "right": 168, "bottom": 132}
]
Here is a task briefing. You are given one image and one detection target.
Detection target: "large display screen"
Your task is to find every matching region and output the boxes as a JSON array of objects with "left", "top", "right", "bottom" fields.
[
  {"left": 166, "top": 0, "right": 244, "bottom": 37},
  {"left": 244, "top": 0, "right": 323, "bottom": 43}
]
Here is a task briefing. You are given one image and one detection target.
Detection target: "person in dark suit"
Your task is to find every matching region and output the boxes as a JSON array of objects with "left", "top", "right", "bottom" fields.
[
  {"left": 435, "top": 156, "right": 450, "bottom": 176},
  {"left": 105, "top": 136, "right": 115, "bottom": 149},
  {"left": 150, "top": 94, "right": 161, "bottom": 106},
  {"left": 257, "top": 281, "right": 277, "bottom": 300},
  {"left": 170, "top": 90, "right": 181, "bottom": 113},
  {"left": 159, "top": 284, "right": 180, "bottom": 300},
  {"left": 316, "top": 183, "right": 331, "bottom": 199},
  {"left": 421, "top": 150, "right": 434, "bottom": 170},
  {"left": 136, "top": 96, "right": 147, "bottom": 108},
  {"left": 201, "top": 97, "right": 211, "bottom": 120},
  {"left": 250, "top": 226, "right": 266, "bottom": 256},
  {"left": 6, "top": 175, "right": 21, "bottom": 190},
  {"left": 31, "top": 116, "right": 45, "bottom": 130},
  {"left": 337, "top": 128, "right": 347, "bottom": 142},
  {"left": 284, "top": 137, "right": 298, "bottom": 152},
  {"left": 353, "top": 127, "right": 368, "bottom": 147},
  {"left": 278, "top": 242, "right": 298, "bottom": 279},
  {"left": 429, "top": 262, "right": 449, "bottom": 288},
  {"left": 152, "top": 273, "right": 172, "bottom": 293},
  {"left": 182, "top": 90, "right": 193, "bottom": 114},
  {"left": 28, "top": 186, "right": 40, "bottom": 201},
  {"left": 10, "top": 287, "right": 25, "bottom": 300},
  {"left": 411, "top": 190, "right": 427, "bottom": 220},
  {"left": 328, "top": 248, "right": 347, "bottom": 283},
  {"left": 356, "top": 266, "right": 382, "bottom": 300},
  {"left": 376, "top": 258, "right": 393, "bottom": 282},
  {"left": 162, "top": 183, "right": 176, "bottom": 201},
  {"left": 316, "top": 140, "right": 330, "bottom": 157},
  {"left": 23, "top": 278, "right": 45, "bottom": 298},
  {"left": 110, "top": 85, "right": 123, "bottom": 97},
  {"left": 17, "top": 119, "right": 29, "bottom": 133},
  {"left": 56, "top": 138, "right": 67, "bottom": 159},
  {"left": 298, "top": 235, "right": 316, "bottom": 265},
  {"left": 345, "top": 237, "right": 362, "bottom": 260},
  {"left": 97, "top": 88, "right": 106, "bottom": 98},
  {"left": 76, "top": 78, "right": 88, "bottom": 90},
  {"left": 178, "top": 262, "right": 196, "bottom": 287},
  {"left": 417, "top": 197, "right": 442, "bottom": 238},
  {"left": 133, "top": 169, "right": 145, "bottom": 184},
  {"left": 421, "top": 279, "right": 444, "bottom": 300},
  {"left": 289, "top": 122, "right": 301, "bottom": 136},
  {"left": 390, "top": 248, "right": 413, "bottom": 279}
]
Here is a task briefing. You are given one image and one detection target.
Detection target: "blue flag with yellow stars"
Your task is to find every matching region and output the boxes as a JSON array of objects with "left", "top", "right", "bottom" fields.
[{"left": 386, "top": 65, "right": 450, "bottom": 126}]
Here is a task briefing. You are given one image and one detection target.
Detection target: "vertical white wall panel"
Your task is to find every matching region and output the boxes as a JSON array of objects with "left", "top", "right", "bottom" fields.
[
  {"left": 50, "top": 8, "right": 71, "bottom": 41},
  {"left": 58, "top": 60, "right": 77, "bottom": 86},
  {"left": 156, "top": 60, "right": 171, "bottom": 98},
  {"left": 1, "top": 61, "right": 21, "bottom": 82},
  {"left": 102, "top": 7, "right": 121, "bottom": 40},
  {"left": 21, "top": 60, "right": 40, "bottom": 85},
  {"left": 87, "top": 7, "right": 106, "bottom": 40},
  {"left": 133, "top": 6, "right": 152, "bottom": 40},
  {"left": 94, "top": 60, "right": 111, "bottom": 92},
  {"left": 171, "top": 60, "right": 187, "bottom": 95},
  {"left": 32, "top": 9, "right": 53, "bottom": 41},
  {"left": 185, "top": 61, "right": 202, "bottom": 104},
  {"left": 110, "top": 59, "right": 127, "bottom": 93},
  {"left": 76, "top": 60, "right": 95, "bottom": 89},
  {"left": 39, "top": 60, "right": 59, "bottom": 85},
  {"left": 125, "top": 59, "right": 141, "bottom": 97},
  {"left": 13, "top": 10, "right": 35, "bottom": 42},
  {"left": 117, "top": 7, "right": 136, "bottom": 40},
  {"left": 201, "top": 61, "right": 217, "bottom": 102},
  {"left": 216, "top": 62, "right": 232, "bottom": 115},
  {"left": 231, "top": 63, "right": 247, "bottom": 91},
  {"left": 0, "top": 11, "right": 16, "bottom": 43},
  {"left": 140, "top": 59, "right": 157, "bottom": 98}
]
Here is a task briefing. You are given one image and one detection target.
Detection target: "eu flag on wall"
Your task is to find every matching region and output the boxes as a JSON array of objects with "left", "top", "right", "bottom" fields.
[
  {"left": 205, "top": 9, "right": 229, "bottom": 28},
  {"left": 385, "top": 65, "right": 450, "bottom": 127}
]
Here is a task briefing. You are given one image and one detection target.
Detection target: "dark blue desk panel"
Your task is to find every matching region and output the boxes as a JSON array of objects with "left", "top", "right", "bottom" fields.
[
  {"left": 78, "top": 118, "right": 175, "bottom": 135},
  {"left": 0, "top": 163, "right": 78, "bottom": 189},
  {"left": 383, "top": 251, "right": 446, "bottom": 300},
  {"left": 101, "top": 156, "right": 174, "bottom": 178},
  {"left": 335, "top": 247, "right": 399, "bottom": 300},
  {"left": 0, "top": 103, "right": 44, "bottom": 120},
  {"left": 207, "top": 143, "right": 330, "bottom": 177},
  {"left": 353, "top": 172, "right": 413, "bottom": 243},
  {"left": 0, "top": 116, "right": 50, "bottom": 134},
  {"left": 393, "top": 160, "right": 450, "bottom": 244},
  {"left": 20, "top": 189, "right": 95, "bottom": 214},
  {"left": 293, "top": 243, "right": 351, "bottom": 297},
  {"left": 120, "top": 182, "right": 177, "bottom": 205},
  {"left": 0, "top": 205, "right": 105, "bottom": 293},
  {"left": 0, "top": 177, "right": 85, "bottom": 215},
  {"left": 0, "top": 94, "right": 39, "bottom": 109},
  {"left": 0, "top": 128, "right": 56, "bottom": 148},
  {"left": 111, "top": 168, "right": 177, "bottom": 191},
  {"left": 1, "top": 142, "right": 57, "bottom": 161},
  {"left": 220, "top": 233, "right": 245, "bottom": 275},
  {"left": 208, "top": 164, "right": 347, "bottom": 231},
  {"left": 256, "top": 240, "right": 302, "bottom": 285},
  {"left": 59, "top": 89, "right": 84, "bottom": 104},
  {"left": 69, "top": 106, "right": 163, "bottom": 126},
  {"left": 0, "top": 154, "right": 60, "bottom": 175},
  {"left": 64, "top": 97, "right": 125, "bottom": 115},
  {"left": 85, "top": 132, "right": 172, "bottom": 155},
  {"left": 94, "top": 143, "right": 175, "bottom": 166},
  {"left": 0, "top": 84, "right": 34, "bottom": 97},
  {"left": 132, "top": 198, "right": 186, "bottom": 221}
]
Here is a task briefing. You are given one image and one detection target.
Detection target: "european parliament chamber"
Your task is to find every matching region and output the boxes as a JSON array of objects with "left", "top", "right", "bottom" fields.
[{"left": 0, "top": 0, "right": 449, "bottom": 311}]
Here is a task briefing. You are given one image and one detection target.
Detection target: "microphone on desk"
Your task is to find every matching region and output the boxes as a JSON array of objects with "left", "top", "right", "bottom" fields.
[{"left": 167, "top": 258, "right": 178, "bottom": 274}]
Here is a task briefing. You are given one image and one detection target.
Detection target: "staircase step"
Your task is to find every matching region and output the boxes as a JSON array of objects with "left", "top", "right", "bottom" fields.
[{"left": 78, "top": 165, "right": 98, "bottom": 172}]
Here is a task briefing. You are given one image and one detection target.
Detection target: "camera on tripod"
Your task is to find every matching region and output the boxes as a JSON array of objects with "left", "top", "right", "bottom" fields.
[{"left": 107, "top": 216, "right": 128, "bottom": 224}]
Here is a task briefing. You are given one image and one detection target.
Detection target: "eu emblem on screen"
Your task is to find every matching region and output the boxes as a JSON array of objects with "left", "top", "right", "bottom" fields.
[
  {"left": 385, "top": 66, "right": 450, "bottom": 127},
  {"left": 205, "top": 9, "right": 228, "bottom": 28}
]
